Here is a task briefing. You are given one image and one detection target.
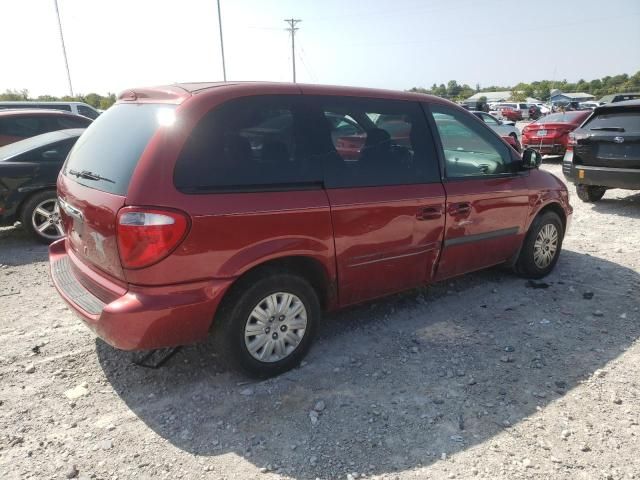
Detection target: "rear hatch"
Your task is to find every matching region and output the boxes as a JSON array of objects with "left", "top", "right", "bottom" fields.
[
  {"left": 573, "top": 106, "right": 640, "bottom": 168},
  {"left": 58, "top": 103, "right": 177, "bottom": 280},
  {"left": 525, "top": 122, "right": 572, "bottom": 142}
]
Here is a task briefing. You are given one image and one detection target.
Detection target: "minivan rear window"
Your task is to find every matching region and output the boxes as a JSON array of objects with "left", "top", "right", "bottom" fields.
[{"left": 63, "top": 104, "right": 173, "bottom": 195}]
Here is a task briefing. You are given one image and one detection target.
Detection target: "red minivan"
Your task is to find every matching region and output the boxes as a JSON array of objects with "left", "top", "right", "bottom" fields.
[{"left": 50, "top": 82, "right": 572, "bottom": 377}]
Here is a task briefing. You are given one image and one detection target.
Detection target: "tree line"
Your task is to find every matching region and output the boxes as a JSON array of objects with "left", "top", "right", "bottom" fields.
[
  {"left": 0, "top": 89, "right": 117, "bottom": 110},
  {"left": 409, "top": 71, "right": 640, "bottom": 102},
  {"left": 2, "top": 71, "right": 638, "bottom": 107}
]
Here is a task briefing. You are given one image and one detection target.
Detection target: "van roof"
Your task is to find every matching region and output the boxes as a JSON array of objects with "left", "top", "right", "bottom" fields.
[{"left": 116, "top": 81, "right": 451, "bottom": 106}]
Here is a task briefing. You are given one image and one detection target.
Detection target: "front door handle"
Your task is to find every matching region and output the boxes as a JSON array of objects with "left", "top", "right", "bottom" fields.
[
  {"left": 449, "top": 202, "right": 472, "bottom": 216},
  {"left": 416, "top": 206, "right": 442, "bottom": 220}
]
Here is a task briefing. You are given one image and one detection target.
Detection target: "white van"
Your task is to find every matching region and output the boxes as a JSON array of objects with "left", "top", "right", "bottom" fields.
[{"left": 0, "top": 101, "right": 100, "bottom": 119}]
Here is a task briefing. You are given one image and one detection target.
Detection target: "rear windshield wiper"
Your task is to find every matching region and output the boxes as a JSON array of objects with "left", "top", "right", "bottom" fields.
[
  {"left": 589, "top": 127, "right": 625, "bottom": 132},
  {"left": 68, "top": 169, "right": 115, "bottom": 184}
]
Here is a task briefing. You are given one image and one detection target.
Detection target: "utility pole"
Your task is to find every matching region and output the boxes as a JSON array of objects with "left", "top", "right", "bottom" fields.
[
  {"left": 284, "top": 18, "right": 301, "bottom": 83},
  {"left": 216, "top": 0, "right": 227, "bottom": 81},
  {"left": 53, "top": 0, "right": 74, "bottom": 97}
]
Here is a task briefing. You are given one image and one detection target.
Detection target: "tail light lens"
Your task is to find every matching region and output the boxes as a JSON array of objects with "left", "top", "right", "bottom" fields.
[
  {"left": 116, "top": 207, "right": 189, "bottom": 269},
  {"left": 567, "top": 133, "right": 576, "bottom": 149}
]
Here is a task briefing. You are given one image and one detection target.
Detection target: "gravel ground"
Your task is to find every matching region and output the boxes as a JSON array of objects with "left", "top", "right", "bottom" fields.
[{"left": 1, "top": 162, "right": 639, "bottom": 480}]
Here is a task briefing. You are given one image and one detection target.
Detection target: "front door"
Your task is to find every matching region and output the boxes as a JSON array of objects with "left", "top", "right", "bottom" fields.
[
  {"left": 428, "top": 104, "right": 530, "bottom": 280},
  {"left": 303, "top": 94, "right": 446, "bottom": 306}
]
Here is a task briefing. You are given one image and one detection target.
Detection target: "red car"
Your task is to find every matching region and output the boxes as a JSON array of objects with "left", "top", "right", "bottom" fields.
[
  {"left": 0, "top": 109, "right": 92, "bottom": 147},
  {"left": 50, "top": 82, "right": 572, "bottom": 377},
  {"left": 522, "top": 111, "right": 591, "bottom": 156},
  {"left": 497, "top": 106, "right": 522, "bottom": 122}
]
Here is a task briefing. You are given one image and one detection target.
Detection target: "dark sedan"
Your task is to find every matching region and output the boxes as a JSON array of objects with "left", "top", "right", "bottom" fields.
[{"left": 0, "top": 129, "right": 84, "bottom": 242}]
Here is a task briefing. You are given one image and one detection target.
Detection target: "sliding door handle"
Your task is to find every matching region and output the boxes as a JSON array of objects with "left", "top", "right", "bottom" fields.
[
  {"left": 417, "top": 206, "right": 442, "bottom": 220},
  {"left": 449, "top": 202, "right": 472, "bottom": 216}
]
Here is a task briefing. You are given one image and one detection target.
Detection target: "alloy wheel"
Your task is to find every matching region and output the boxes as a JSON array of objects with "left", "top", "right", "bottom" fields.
[{"left": 31, "top": 199, "right": 64, "bottom": 241}]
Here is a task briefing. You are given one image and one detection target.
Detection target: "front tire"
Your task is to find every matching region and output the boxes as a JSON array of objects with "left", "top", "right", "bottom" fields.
[
  {"left": 515, "top": 211, "right": 564, "bottom": 279},
  {"left": 20, "top": 191, "right": 64, "bottom": 244},
  {"left": 576, "top": 184, "right": 606, "bottom": 202},
  {"left": 213, "top": 272, "right": 320, "bottom": 378}
]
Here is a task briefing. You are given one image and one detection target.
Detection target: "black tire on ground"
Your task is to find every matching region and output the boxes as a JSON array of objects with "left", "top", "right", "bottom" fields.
[
  {"left": 576, "top": 184, "right": 606, "bottom": 202},
  {"left": 213, "top": 271, "right": 320, "bottom": 378},
  {"left": 515, "top": 211, "right": 564, "bottom": 279},
  {"left": 19, "top": 190, "right": 62, "bottom": 244}
]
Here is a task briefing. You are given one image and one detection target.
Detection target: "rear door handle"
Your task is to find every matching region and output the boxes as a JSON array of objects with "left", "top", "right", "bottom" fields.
[
  {"left": 449, "top": 202, "right": 472, "bottom": 216},
  {"left": 416, "top": 206, "right": 442, "bottom": 220}
]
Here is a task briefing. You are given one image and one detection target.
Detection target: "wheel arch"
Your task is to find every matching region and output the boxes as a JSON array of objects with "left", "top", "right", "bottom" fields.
[
  {"left": 534, "top": 201, "right": 567, "bottom": 233},
  {"left": 215, "top": 255, "right": 337, "bottom": 318},
  {"left": 17, "top": 187, "right": 57, "bottom": 221}
]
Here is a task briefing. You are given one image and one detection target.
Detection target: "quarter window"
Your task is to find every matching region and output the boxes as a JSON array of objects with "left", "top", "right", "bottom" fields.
[
  {"left": 431, "top": 105, "right": 512, "bottom": 178},
  {"left": 174, "top": 95, "right": 322, "bottom": 192},
  {"left": 77, "top": 105, "right": 99, "bottom": 119}
]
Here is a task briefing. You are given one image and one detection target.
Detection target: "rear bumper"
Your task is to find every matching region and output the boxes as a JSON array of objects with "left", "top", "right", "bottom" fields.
[
  {"left": 522, "top": 141, "right": 566, "bottom": 155},
  {"left": 562, "top": 158, "right": 640, "bottom": 190},
  {"left": 49, "top": 239, "right": 233, "bottom": 351}
]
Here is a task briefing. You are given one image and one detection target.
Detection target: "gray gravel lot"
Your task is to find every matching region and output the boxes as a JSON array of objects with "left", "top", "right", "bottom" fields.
[{"left": 1, "top": 162, "right": 639, "bottom": 480}]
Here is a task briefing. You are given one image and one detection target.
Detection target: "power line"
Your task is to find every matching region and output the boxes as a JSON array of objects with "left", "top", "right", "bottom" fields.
[
  {"left": 216, "top": 0, "right": 227, "bottom": 81},
  {"left": 53, "top": 0, "right": 73, "bottom": 96},
  {"left": 284, "top": 18, "right": 301, "bottom": 83}
]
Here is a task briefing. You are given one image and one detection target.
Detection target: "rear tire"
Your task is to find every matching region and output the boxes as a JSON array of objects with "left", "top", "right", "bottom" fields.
[
  {"left": 576, "top": 184, "right": 606, "bottom": 202},
  {"left": 20, "top": 190, "right": 64, "bottom": 244},
  {"left": 515, "top": 211, "right": 564, "bottom": 279},
  {"left": 213, "top": 271, "right": 320, "bottom": 378}
]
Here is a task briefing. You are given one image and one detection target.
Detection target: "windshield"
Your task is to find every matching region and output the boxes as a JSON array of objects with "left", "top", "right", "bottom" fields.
[{"left": 63, "top": 103, "right": 175, "bottom": 195}]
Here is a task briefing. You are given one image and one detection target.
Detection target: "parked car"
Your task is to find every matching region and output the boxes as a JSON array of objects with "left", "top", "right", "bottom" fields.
[
  {"left": 49, "top": 83, "right": 571, "bottom": 377},
  {"left": 579, "top": 101, "right": 601, "bottom": 110},
  {"left": 494, "top": 102, "right": 530, "bottom": 120},
  {"left": 495, "top": 106, "right": 522, "bottom": 122},
  {"left": 598, "top": 93, "right": 640, "bottom": 104},
  {"left": 563, "top": 100, "right": 640, "bottom": 202},
  {"left": 0, "top": 101, "right": 101, "bottom": 119},
  {"left": 0, "top": 109, "right": 92, "bottom": 147},
  {"left": 0, "top": 129, "right": 84, "bottom": 242},
  {"left": 501, "top": 134, "right": 521, "bottom": 152},
  {"left": 528, "top": 105, "right": 542, "bottom": 120},
  {"left": 471, "top": 111, "right": 521, "bottom": 150},
  {"left": 522, "top": 110, "right": 591, "bottom": 156}
]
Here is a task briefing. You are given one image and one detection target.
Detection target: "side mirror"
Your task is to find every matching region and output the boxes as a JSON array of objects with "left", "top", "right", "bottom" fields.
[
  {"left": 521, "top": 148, "right": 542, "bottom": 169},
  {"left": 42, "top": 150, "right": 60, "bottom": 160}
]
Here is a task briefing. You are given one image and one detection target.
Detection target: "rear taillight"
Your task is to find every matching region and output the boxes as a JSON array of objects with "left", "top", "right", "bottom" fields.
[
  {"left": 116, "top": 207, "right": 189, "bottom": 269},
  {"left": 567, "top": 134, "right": 576, "bottom": 148}
]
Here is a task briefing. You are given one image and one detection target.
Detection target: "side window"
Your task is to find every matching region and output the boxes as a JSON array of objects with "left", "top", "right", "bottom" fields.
[
  {"left": 175, "top": 95, "right": 321, "bottom": 192},
  {"left": 2, "top": 116, "right": 42, "bottom": 137},
  {"left": 431, "top": 105, "right": 512, "bottom": 179},
  {"left": 16, "top": 138, "right": 77, "bottom": 163},
  {"left": 481, "top": 114, "right": 499, "bottom": 126},
  {"left": 306, "top": 96, "right": 440, "bottom": 188},
  {"left": 77, "top": 105, "right": 99, "bottom": 119}
]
